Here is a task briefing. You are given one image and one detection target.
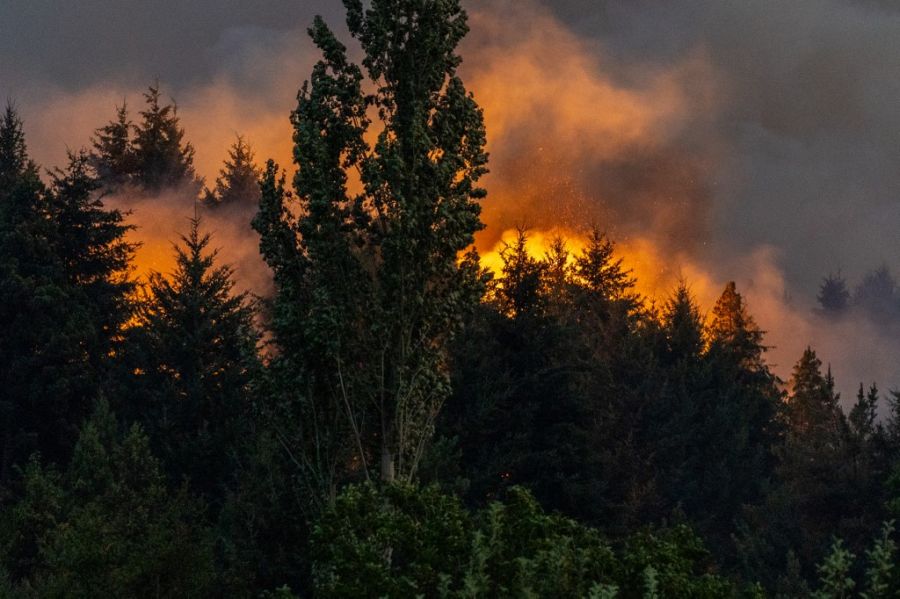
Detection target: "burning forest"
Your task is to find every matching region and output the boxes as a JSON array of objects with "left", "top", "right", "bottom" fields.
[{"left": 1, "top": 0, "right": 900, "bottom": 596}]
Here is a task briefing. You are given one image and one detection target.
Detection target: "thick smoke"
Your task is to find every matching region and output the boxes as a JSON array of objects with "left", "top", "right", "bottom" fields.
[{"left": 4, "top": 0, "right": 900, "bottom": 401}]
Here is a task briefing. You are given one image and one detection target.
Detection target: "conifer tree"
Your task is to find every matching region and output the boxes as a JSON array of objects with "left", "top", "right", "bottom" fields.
[
  {"left": 493, "top": 229, "right": 547, "bottom": 319},
  {"left": 0, "top": 401, "right": 215, "bottom": 596},
  {"left": 132, "top": 83, "right": 200, "bottom": 194},
  {"left": 694, "top": 282, "right": 782, "bottom": 536},
  {"left": 572, "top": 228, "right": 638, "bottom": 315},
  {"left": 90, "top": 101, "right": 135, "bottom": 190},
  {"left": 46, "top": 150, "right": 136, "bottom": 360},
  {"left": 204, "top": 134, "right": 261, "bottom": 208},
  {"left": 817, "top": 272, "right": 850, "bottom": 317},
  {"left": 0, "top": 106, "right": 93, "bottom": 481},
  {"left": 854, "top": 266, "right": 897, "bottom": 320},
  {"left": 255, "top": 0, "right": 489, "bottom": 488},
  {"left": 128, "top": 215, "right": 258, "bottom": 504},
  {"left": 662, "top": 282, "right": 705, "bottom": 362},
  {"left": 787, "top": 348, "right": 843, "bottom": 440}
]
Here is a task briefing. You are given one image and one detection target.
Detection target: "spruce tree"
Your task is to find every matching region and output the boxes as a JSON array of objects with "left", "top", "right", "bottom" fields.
[
  {"left": 132, "top": 83, "right": 200, "bottom": 194},
  {"left": 204, "top": 135, "right": 261, "bottom": 208},
  {"left": 90, "top": 101, "right": 135, "bottom": 190},
  {"left": 127, "top": 215, "right": 258, "bottom": 504},
  {"left": 255, "top": 0, "right": 489, "bottom": 489},
  {"left": 46, "top": 150, "right": 137, "bottom": 361},
  {"left": 572, "top": 228, "right": 638, "bottom": 315}
]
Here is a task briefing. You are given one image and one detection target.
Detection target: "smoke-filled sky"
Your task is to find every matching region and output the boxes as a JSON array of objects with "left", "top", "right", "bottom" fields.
[{"left": 4, "top": 0, "right": 900, "bottom": 399}]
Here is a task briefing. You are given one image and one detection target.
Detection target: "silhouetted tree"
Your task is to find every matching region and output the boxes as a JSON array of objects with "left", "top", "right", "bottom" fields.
[
  {"left": 854, "top": 265, "right": 896, "bottom": 320},
  {"left": 817, "top": 271, "right": 850, "bottom": 316},
  {"left": 90, "top": 101, "right": 136, "bottom": 190},
  {"left": 46, "top": 150, "right": 136, "bottom": 362},
  {"left": 0, "top": 106, "right": 94, "bottom": 481},
  {"left": 254, "top": 0, "right": 489, "bottom": 492},
  {"left": 132, "top": 83, "right": 201, "bottom": 194},
  {"left": 204, "top": 134, "right": 261, "bottom": 208},
  {"left": 126, "top": 216, "right": 258, "bottom": 506}
]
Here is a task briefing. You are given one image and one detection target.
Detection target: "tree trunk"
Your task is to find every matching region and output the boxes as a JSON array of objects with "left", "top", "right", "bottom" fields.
[{"left": 380, "top": 446, "right": 395, "bottom": 482}]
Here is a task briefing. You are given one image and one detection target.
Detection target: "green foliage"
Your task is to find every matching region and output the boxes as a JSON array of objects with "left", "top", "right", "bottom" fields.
[
  {"left": 310, "top": 483, "right": 738, "bottom": 598},
  {"left": 254, "top": 0, "right": 490, "bottom": 499},
  {"left": 0, "top": 402, "right": 215, "bottom": 597},
  {"left": 860, "top": 521, "right": 897, "bottom": 599},
  {"left": 813, "top": 539, "right": 855, "bottom": 599},
  {"left": 312, "top": 482, "right": 471, "bottom": 597}
]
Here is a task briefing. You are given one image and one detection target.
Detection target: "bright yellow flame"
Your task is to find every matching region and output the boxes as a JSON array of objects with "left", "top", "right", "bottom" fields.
[{"left": 480, "top": 227, "right": 721, "bottom": 308}]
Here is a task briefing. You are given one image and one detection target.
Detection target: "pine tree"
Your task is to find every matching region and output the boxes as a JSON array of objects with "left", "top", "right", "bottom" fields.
[
  {"left": 849, "top": 383, "right": 879, "bottom": 442},
  {"left": 708, "top": 281, "right": 766, "bottom": 367},
  {"left": 693, "top": 282, "right": 782, "bottom": 539},
  {"left": 204, "top": 135, "right": 261, "bottom": 208},
  {"left": 90, "top": 101, "right": 135, "bottom": 190},
  {"left": 127, "top": 215, "right": 258, "bottom": 504},
  {"left": 132, "top": 83, "right": 200, "bottom": 194},
  {"left": 255, "top": 0, "right": 489, "bottom": 489}
]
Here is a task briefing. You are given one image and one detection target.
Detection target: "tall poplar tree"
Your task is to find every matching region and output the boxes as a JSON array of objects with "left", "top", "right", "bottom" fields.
[{"left": 255, "top": 0, "right": 488, "bottom": 490}]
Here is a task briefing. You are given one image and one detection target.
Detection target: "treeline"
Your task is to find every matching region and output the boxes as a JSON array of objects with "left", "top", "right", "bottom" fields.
[
  {"left": 818, "top": 266, "right": 900, "bottom": 325},
  {"left": 1, "top": 1, "right": 899, "bottom": 597}
]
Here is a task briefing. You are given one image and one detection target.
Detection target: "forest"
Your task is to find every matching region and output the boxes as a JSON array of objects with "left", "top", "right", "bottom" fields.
[{"left": 1, "top": 1, "right": 899, "bottom": 597}]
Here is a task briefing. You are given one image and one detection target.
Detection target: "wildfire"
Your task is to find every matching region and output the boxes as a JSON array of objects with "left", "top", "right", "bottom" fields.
[{"left": 478, "top": 227, "right": 720, "bottom": 308}]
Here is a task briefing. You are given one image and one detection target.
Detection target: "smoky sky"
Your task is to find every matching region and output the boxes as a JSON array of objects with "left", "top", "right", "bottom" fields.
[{"left": 5, "top": 0, "right": 900, "bottom": 393}]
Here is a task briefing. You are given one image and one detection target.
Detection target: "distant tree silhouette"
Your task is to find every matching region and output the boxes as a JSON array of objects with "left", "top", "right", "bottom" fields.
[
  {"left": 203, "top": 135, "right": 261, "bottom": 209},
  {"left": 132, "top": 83, "right": 201, "bottom": 194},
  {"left": 817, "top": 271, "right": 850, "bottom": 316},
  {"left": 90, "top": 101, "right": 135, "bottom": 190}
]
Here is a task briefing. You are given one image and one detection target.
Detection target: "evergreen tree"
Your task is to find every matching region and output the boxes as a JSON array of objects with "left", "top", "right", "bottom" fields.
[
  {"left": 848, "top": 383, "right": 879, "bottom": 442},
  {"left": 90, "top": 101, "right": 135, "bottom": 190},
  {"left": 492, "top": 229, "right": 547, "bottom": 319},
  {"left": 204, "top": 135, "right": 261, "bottom": 208},
  {"left": 254, "top": 0, "right": 489, "bottom": 490},
  {"left": 0, "top": 401, "right": 215, "bottom": 596},
  {"left": 46, "top": 150, "right": 136, "bottom": 361},
  {"left": 126, "top": 215, "right": 258, "bottom": 505},
  {"left": 132, "top": 83, "right": 200, "bottom": 194},
  {"left": 693, "top": 282, "right": 782, "bottom": 548},
  {"left": 786, "top": 348, "right": 843, "bottom": 439},
  {"left": 662, "top": 282, "right": 705, "bottom": 362},
  {"left": 572, "top": 228, "right": 638, "bottom": 317},
  {"left": 817, "top": 272, "right": 850, "bottom": 317},
  {"left": 854, "top": 266, "right": 896, "bottom": 320},
  {"left": 0, "top": 106, "right": 93, "bottom": 481}
]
